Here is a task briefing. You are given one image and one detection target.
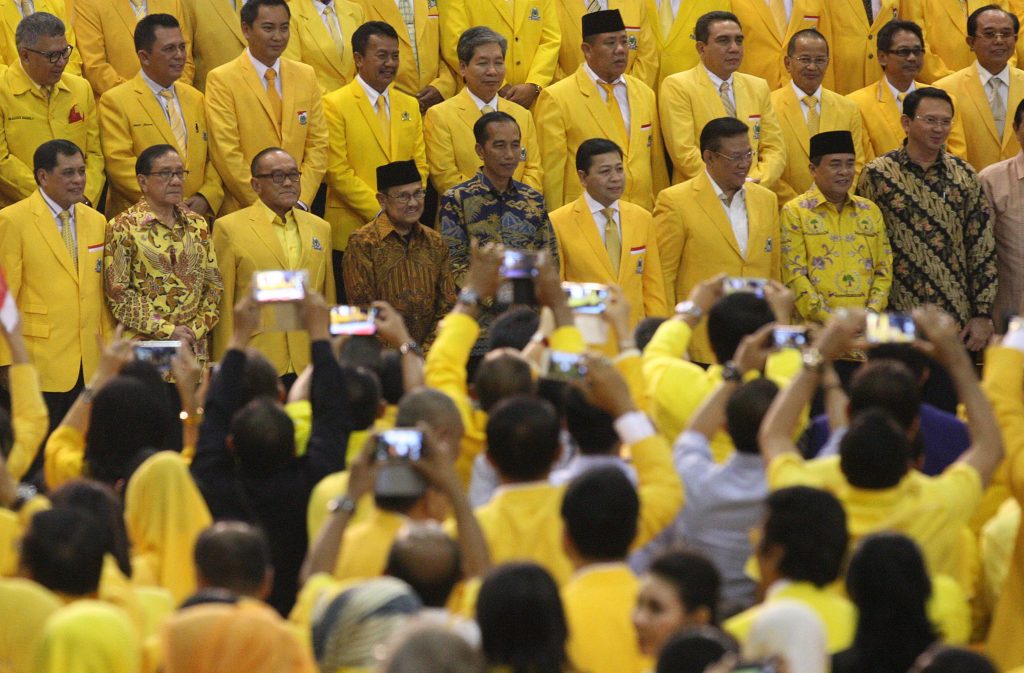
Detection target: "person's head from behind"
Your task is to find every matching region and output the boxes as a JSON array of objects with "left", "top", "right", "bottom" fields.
[
  {"left": 635, "top": 317, "right": 667, "bottom": 352},
  {"left": 486, "top": 396, "right": 560, "bottom": 483},
  {"left": 20, "top": 509, "right": 106, "bottom": 597},
  {"left": 193, "top": 522, "right": 273, "bottom": 601},
  {"left": 457, "top": 26, "right": 507, "bottom": 101},
  {"left": 655, "top": 627, "right": 737, "bottom": 673},
  {"left": 250, "top": 147, "right": 301, "bottom": 215},
  {"left": 743, "top": 601, "right": 828, "bottom": 673},
  {"left": 564, "top": 385, "right": 618, "bottom": 457},
  {"left": 634, "top": 551, "right": 722, "bottom": 657},
  {"left": 396, "top": 388, "right": 465, "bottom": 462},
  {"left": 839, "top": 407, "right": 912, "bottom": 489},
  {"left": 876, "top": 20, "right": 924, "bottom": 83},
  {"left": 376, "top": 160, "right": 425, "bottom": 230},
  {"left": 476, "top": 563, "right": 568, "bottom": 673},
  {"left": 919, "top": 649, "right": 998, "bottom": 673},
  {"left": 489, "top": 307, "right": 540, "bottom": 351},
  {"left": 706, "top": 292, "right": 776, "bottom": 365},
  {"left": 352, "top": 21, "right": 400, "bottom": 92},
  {"left": 561, "top": 467, "right": 638, "bottom": 566},
  {"left": 1015, "top": 97, "right": 1024, "bottom": 150},
  {"left": 846, "top": 533, "right": 933, "bottom": 630},
  {"left": 700, "top": 117, "right": 752, "bottom": 194},
  {"left": 85, "top": 376, "right": 167, "bottom": 488},
  {"left": 474, "top": 351, "right": 535, "bottom": 412},
  {"left": 341, "top": 364, "right": 383, "bottom": 432},
  {"left": 240, "top": 0, "right": 290, "bottom": 64},
  {"left": 385, "top": 524, "right": 461, "bottom": 608},
  {"left": 866, "top": 342, "right": 930, "bottom": 386},
  {"left": 580, "top": 9, "right": 629, "bottom": 83},
  {"left": 726, "top": 378, "right": 779, "bottom": 455},
  {"left": 474, "top": 112, "right": 522, "bottom": 183},
  {"left": 756, "top": 486, "right": 847, "bottom": 590},
  {"left": 382, "top": 625, "right": 485, "bottom": 673},
  {"left": 228, "top": 397, "right": 296, "bottom": 476},
  {"left": 242, "top": 348, "right": 284, "bottom": 404},
  {"left": 49, "top": 480, "right": 132, "bottom": 579},
  {"left": 33, "top": 139, "right": 86, "bottom": 210},
  {"left": 134, "top": 13, "right": 186, "bottom": 87},
  {"left": 847, "top": 360, "right": 922, "bottom": 468},
  {"left": 576, "top": 138, "right": 625, "bottom": 207},
  {"left": 16, "top": 11, "right": 71, "bottom": 87}
]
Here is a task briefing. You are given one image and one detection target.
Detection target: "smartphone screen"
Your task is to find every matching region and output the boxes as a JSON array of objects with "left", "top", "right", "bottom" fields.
[
  {"left": 563, "top": 282, "right": 610, "bottom": 315},
  {"left": 544, "top": 350, "right": 587, "bottom": 382},
  {"left": 772, "top": 325, "right": 808, "bottom": 349},
  {"left": 133, "top": 340, "right": 181, "bottom": 373},
  {"left": 252, "top": 269, "right": 308, "bottom": 302},
  {"left": 866, "top": 312, "right": 916, "bottom": 344},
  {"left": 501, "top": 250, "right": 538, "bottom": 279},
  {"left": 329, "top": 306, "right": 378, "bottom": 336},
  {"left": 723, "top": 276, "right": 767, "bottom": 298},
  {"left": 375, "top": 428, "right": 424, "bottom": 462}
]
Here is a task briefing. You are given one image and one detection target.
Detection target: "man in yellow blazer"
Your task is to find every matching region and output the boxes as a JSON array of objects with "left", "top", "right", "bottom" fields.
[
  {"left": 646, "top": 0, "right": 730, "bottom": 89},
  {"left": 205, "top": 0, "right": 328, "bottom": 214},
  {"left": 770, "top": 30, "right": 864, "bottom": 205},
  {"left": 550, "top": 138, "right": 667, "bottom": 329},
  {"left": 423, "top": 26, "right": 542, "bottom": 195},
  {"left": 282, "top": 0, "right": 363, "bottom": 95},
  {"left": 323, "top": 21, "right": 427, "bottom": 259},
  {"left": 535, "top": 9, "right": 668, "bottom": 211},
  {"left": 72, "top": 0, "right": 194, "bottom": 97},
  {"left": 0, "top": 0, "right": 82, "bottom": 76},
  {"left": 554, "top": 0, "right": 658, "bottom": 88},
  {"left": 828, "top": 0, "right": 899, "bottom": 94},
  {"left": 0, "top": 12, "right": 103, "bottom": 207},
  {"left": 0, "top": 139, "right": 114, "bottom": 421},
  {"left": 653, "top": 117, "right": 779, "bottom": 363},
  {"left": 353, "top": 0, "right": 456, "bottom": 111},
  {"left": 438, "top": 0, "right": 560, "bottom": 109},
  {"left": 934, "top": 6, "right": 1024, "bottom": 172},
  {"left": 659, "top": 11, "right": 786, "bottom": 188},
  {"left": 732, "top": 0, "right": 834, "bottom": 91},
  {"left": 212, "top": 147, "right": 335, "bottom": 375},
  {"left": 847, "top": 20, "right": 968, "bottom": 162},
  {"left": 98, "top": 14, "right": 222, "bottom": 218},
  {"left": 180, "top": 0, "right": 246, "bottom": 91}
]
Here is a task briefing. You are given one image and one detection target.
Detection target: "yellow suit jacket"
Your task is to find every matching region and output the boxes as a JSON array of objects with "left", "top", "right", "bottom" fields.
[
  {"left": 353, "top": 0, "right": 456, "bottom": 99},
  {"left": 438, "top": 0, "right": 561, "bottom": 87},
  {"left": 553, "top": 0, "right": 657, "bottom": 89},
  {"left": 204, "top": 53, "right": 329, "bottom": 213},
  {"left": 180, "top": 0, "right": 246, "bottom": 92},
  {"left": 550, "top": 196, "right": 668, "bottom": 328},
  {"left": 732, "top": 0, "right": 834, "bottom": 91},
  {"left": 659, "top": 65, "right": 786, "bottom": 187},
  {"left": 846, "top": 78, "right": 968, "bottom": 162},
  {"left": 653, "top": 171, "right": 779, "bottom": 362},
  {"left": 828, "top": 0, "right": 899, "bottom": 94},
  {"left": 422, "top": 88, "right": 542, "bottom": 195},
  {"left": 935, "top": 64, "right": 1024, "bottom": 172},
  {"left": 645, "top": 0, "right": 731, "bottom": 89},
  {"left": 323, "top": 81, "right": 427, "bottom": 251},
  {"left": 0, "top": 64, "right": 103, "bottom": 207},
  {"left": 73, "top": 0, "right": 195, "bottom": 97},
  {"left": 769, "top": 84, "right": 864, "bottom": 205},
  {"left": 211, "top": 203, "right": 336, "bottom": 373},
  {"left": 535, "top": 67, "right": 668, "bottom": 211},
  {"left": 0, "top": 0, "right": 83, "bottom": 77},
  {"left": 0, "top": 192, "right": 114, "bottom": 391},
  {"left": 98, "top": 75, "right": 223, "bottom": 217},
  {"left": 283, "top": 0, "right": 363, "bottom": 95}
]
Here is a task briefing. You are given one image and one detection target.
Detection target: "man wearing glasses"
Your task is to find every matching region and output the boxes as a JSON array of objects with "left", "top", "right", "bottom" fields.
[
  {"left": 103, "top": 144, "right": 222, "bottom": 368},
  {"left": 935, "top": 6, "right": 1024, "bottom": 171},
  {"left": 0, "top": 12, "right": 103, "bottom": 208},
  {"left": 342, "top": 160, "right": 455, "bottom": 346}
]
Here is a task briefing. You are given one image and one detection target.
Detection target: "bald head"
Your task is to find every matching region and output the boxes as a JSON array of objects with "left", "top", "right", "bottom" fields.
[
  {"left": 385, "top": 524, "right": 461, "bottom": 608},
  {"left": 194, "top": 521, "right": 272, "bottom": 598}
]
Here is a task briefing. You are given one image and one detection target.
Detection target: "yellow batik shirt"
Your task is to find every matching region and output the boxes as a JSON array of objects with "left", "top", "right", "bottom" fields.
[{"left": 780, "top": 185, "right": 893, "bottom": 324}]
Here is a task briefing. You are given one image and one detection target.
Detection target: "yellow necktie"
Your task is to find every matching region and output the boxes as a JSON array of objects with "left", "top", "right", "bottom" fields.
[
  {"left": 802, "top": 95, "right": 819, "bottom": 135},
  {"left": 769, "top": 0, "right": 788, "bottom": 34},
  {"left": 128, "top": 0, "right": 145, "bottom": 19},
  {"left": 158, "top": 89, "right": 188, "bottom": 153},
  {"left": 598, "top": 81, "right": 628, "bottom": 146},
  {"left": 481, "top": 104, "right": 495, "bottom": 114},
  {"left": 602, "top": 207, "right": 620, "bottom": 274},
  {"left": 719, "top": 81, "right": 736, "bottom": 117},
  {"left": 321, "top": 2, "right": 345, "bottom": 57},
  {"left": 376, "top": 96, "right": 391, "bottom": 149},
  {"left": 59, "top": 210, "right": 77, "bottom": 270},
  {"left": 17, "top": 0, "right": 35, "bottom": 16},
  {"left": 657, "top": 0, "right": 674, "bottom": 38},
  {"left": 896, "top": 91, "right": 906, "bottom": 113},
  {"left": 273, "top": 215, "right": 301, "bottom": 269},
  {"left": 264, "top": 67, "right": 282, "bottom": 124}
]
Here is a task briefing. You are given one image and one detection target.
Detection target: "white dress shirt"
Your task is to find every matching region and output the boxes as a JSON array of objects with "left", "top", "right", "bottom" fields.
[
  {"left": 884, "top": 75, "right": 915, "bottom": 106},
  {"left": 583, "top": 190, "right": 621, "bottom": 244},
  {"left": 356, "top": 74, "right": 391, "bottom": 118},
  {"left": 791, "top": 81, "right": 822, "bottom": 123},
  {"left": 247, "top": 49, "right": 283, "bottom": 96},
  {"left": 313, "top": 0, "right": 344, "bottom": 37},
  {"left": 40, "top": 188, "right": 77, "bottom": 248},
  {"left": 467, "top": 88, "right": 500, "bottom": 112},
  {"left": 977, "top": 60, "right": 1011, "bottom": 119},
  {"left": 704, "top": 65, "right": 736, "bottom": 111},
  {"left": 140, "top": 70, "right": 186, "bottom": 132},
  {"left": 707, "top": 171, "right": 749, "bottom": 257}
]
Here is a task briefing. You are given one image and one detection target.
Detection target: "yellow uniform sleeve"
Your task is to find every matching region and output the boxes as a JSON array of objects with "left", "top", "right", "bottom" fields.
[
  {"left": 43, "top": 425, "right": 86, "bottom": 492},
  {"left": 5, "top": 363, "right": 49, "bottom": 483}
]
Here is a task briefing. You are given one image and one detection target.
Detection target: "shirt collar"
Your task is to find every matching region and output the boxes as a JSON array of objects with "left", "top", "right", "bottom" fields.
[
  {"left": 896, "top": 144, "right": 949, "bottom": 174},
  {"left": 883, "top": 75, "right": 915, "bottom": 103},
  {"left": 476, "top": 170, "right": 520, "bottom": 196},
  {"left": 1013, "top": 150, "right": 1024, "bottom": 179},
  {"left": 376, "top": 211, "right": 419, "bottom": 240},
  {"left": 356, "top": 73, "right": 390, "bottom": 108},
  {"left": 246, "top": 48, "right": 281, "bottom": 80},
  {"left": 312, "top": 0, "right": 334, "bottom": 17},
  {"left": 705, "top": 170, "right": 745, "bottom": 204},
  {"left": 136, "top": 197, "right": 187, "bottom": 229},
  {"left": 584, "top": 62, "right": 626, "bottom": 88},
  {"left": 39, "top": 189, "right": 74, "bottom": 220},
  {"left": 256, "top": 197, "right": 294, "bottom": 224},
  {"left": 791, "top": 81, "right": 822, "bottom": 103},
  {"left": 140, "top": 70, "right": 175, "bottom": 97},
  {"left": 703, "top": 64, "right": 733, "bottom": 90},
  {"left": 802, "top": 183, "right": 854, "bottom": 212},
  {"left": 583, "top": 190, "right": 618, "bottom": 217},
  {"left": 976, "top": 60, "right": 1010, "bottom": 87},
  {"left": 466, "top": 87, "right": 499, "bottom": 111}
]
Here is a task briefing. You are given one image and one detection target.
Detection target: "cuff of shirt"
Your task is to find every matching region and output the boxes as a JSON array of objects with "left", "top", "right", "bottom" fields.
[
  {"left": 614, "top": 347, "right": 640, "bottom": 362},
  {"left": 614, "top": 411, "right": 656, "bottom": 445}
]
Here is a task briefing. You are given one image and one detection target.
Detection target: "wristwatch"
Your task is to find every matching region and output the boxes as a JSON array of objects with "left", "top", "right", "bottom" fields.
[
  {"left": 675, "top": 300, "right": 703, "bottom": 320},
  {"left": 802, "top": 347, "right": 825, "bottom": 372},
  {"left": 457, "top": 287, "right": 480, "bottom": 307},
  {"left": 721, "top": 360, "right": 743, "bottom": 383},
  {"left": 399, "top": 340, "right": 421, "bottom": 356},
  {"left": 327, "top": 495, "right": 357, "bottom": 515}
]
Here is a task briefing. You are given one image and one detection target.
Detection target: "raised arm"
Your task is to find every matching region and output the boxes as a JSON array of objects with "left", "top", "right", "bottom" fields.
[
  {"left": 374, "top": 301, "right": 424, "bottom": 393},
  {"left": 302, "top": 291, "right": 352, "bottom": 483}
]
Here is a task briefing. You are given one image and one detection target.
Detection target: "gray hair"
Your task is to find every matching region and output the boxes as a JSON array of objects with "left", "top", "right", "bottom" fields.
[
  {"left": 16, "top": 12, "right": 65, "bottom": 50},
  {"left": 457, "top": 26, "right": 507, "bottom": 64}
]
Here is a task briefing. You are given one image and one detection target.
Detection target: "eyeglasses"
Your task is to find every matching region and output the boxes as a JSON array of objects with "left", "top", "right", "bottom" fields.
[
  {"left": 976, "top": 30, "right": 1017, "bottom": 40},
  {"left": 145, "top": 169, "right": 189, "bottom": 180},
  {"left": 24, "top": 44, "right": 74, "bottom": 64},
  {"left": 386, "top": 189, "right": 426, "bottom": 205},
  {"left": 914, "top": 115, "right": 954, "bottom": 129},
  {"left": 253, "top": 170, "right": 302, "bottom": 184},
  {"left": 794, "top": 56, "right": 828, "bottom": 67},
  {"left": 885, "top": 47, "right": 925, "bottom": 58},
  {"left": 713, "top": 150, "right": 754, "bottom": 163}
]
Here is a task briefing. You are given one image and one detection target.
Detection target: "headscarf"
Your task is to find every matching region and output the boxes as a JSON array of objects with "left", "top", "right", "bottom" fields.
[
  {"left": 743, "top": 601, "right": 828, "bottom": 673},
  {"left": 161, "top": 601, "right": 315, "bottom": 673},
  {"left": 311, "top": 577, "right": 422, "bottom": 672},
  {"left": 0, "top": 578, "right": 62, "bottom": 673},
  {"left": 123, "top": 452, "right": 212, "bottom": 603},
  {"left": 31, "top": 599, "right": 140, "bottom": 673}
]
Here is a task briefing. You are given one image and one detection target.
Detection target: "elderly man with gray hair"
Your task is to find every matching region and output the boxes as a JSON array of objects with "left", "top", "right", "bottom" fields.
[{"left": 0, "top": 11, "right": 104, "bottom": 206}]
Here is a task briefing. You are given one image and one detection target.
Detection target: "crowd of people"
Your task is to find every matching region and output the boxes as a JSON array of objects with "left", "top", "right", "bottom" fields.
[{"left": 2, "top": 0, "right": 1024, "bottom": 671}]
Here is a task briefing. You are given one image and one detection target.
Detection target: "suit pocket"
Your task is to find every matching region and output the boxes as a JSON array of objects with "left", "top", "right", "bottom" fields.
[{"left": 21, "top": 303, "right": 49, "bottom": 338}]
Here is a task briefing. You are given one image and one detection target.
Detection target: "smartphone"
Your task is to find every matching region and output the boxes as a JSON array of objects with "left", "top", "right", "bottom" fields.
[
  {"left": 731, "top": 662, "right": 777, "bottom": 673},
  {"left": 563, "top": 282, "right": 610, "bottom": 315},
  {"left": 501, "top": 250, "right": 539, "bottom": 279},
  {"left": 329, "top": 305, "right": 379, "bottom": 336},
  {"left": 544, "top": 350, "right": 587, "bottom": 382},
  {"left": 252, "top": 269, "right": 308, "bottom": 303},
  {"left": 374, "top": 428, "right": 427, "bottom": 499},
  {"left": 772, "top": 325, "right": 809, "bottom": 349},
  {"left": 133, "top": 340, "right": 181, "bottom": 373},
  {"left": 1004, "top": 315, "right": 1024, "bottom": 351},
  {"left": 866, "top": 312, "right": 917, "bottom": 344},
  {"left": 375, "top": 428, "right": 424, "bottom": 462},
  {"left": 723, "top": 276, "right": 767, "bottom": 298}
]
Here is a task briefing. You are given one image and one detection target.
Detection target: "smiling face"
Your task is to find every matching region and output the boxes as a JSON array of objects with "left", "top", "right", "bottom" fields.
[
  {"left": 632, "top": 574, "right": 699, "bottom": 657},
  {"left": 461, "top": 41, "right": 506, "bottom": 102},
  {"left": 810, "top": 152, "right": 856, "bottom": 203},
  {"left": 251, "top": 150, "right": 300, "bottom": 213},
  {"left": 902, "top": 96, "right": 954, "bottom": 156},
  {"left": 378, "top": 181, "right": 425, "bottom": 229},
  {"left": 582, "top": 30, "right": 629, "bottom": 83},
  {"left": 139, "top": 26, "right": 187, "bottom": 88},
  {"left": 355, "top": 33, "right": 400, "bottom": 93},
  {"left": 697, "top": 19, "right": 744, "bottom": 80},
  {"left": 785, "top": 34, "right": 828, "bottom": 96},
  {"left": 969, "top": 9, "right": 1018, "bottom": 74},
  {"left": 579, "top": 150, "right": 625, "bottom": 206},
  {"left": 37, "top": 150, "right": 86, "bottom": 211},
  {"left": 703, "top": 132, "right": 753, "bottom": 192},
  {"left": 242, "top": 3, "right": 290, "bottom": 66}
]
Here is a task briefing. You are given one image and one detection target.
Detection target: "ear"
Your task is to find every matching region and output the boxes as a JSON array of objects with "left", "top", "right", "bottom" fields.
[
  {"left": 475, "top": 143, "right": 485, "bottom": 161},
  {"left": 376, "top": 192, "right": 388, "bottom": 212},
  {"left": 900, "top": 114, "right": 912, "bottom": 135},
  {"left": 577, "top": 168, "right": 588, "bottom": 189}
]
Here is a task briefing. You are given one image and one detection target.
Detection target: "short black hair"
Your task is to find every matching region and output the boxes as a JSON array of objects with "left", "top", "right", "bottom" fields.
[
  {"left": 85, "top": 376, "right": 166, "bottom": 486},
  {"left": 694, "top": 11, "right": 741, "bottom": 43},
  {"left": 194, "top": 522, "right": 271, "bottom": 596},
  {"left": 49, "top": 480, "right": 133, "bottom": 579},
  {"left": 240, "top": 0, "right": 289, "bottom": 26},
  {"left": 903, "top": 87, "right": 954, "bottom": 119},
  {"left": 474, "top": 110, "right": 519, "bottom": 145},
  {"left": 786, "top": 28, "right": 828, "bottom": 57},
  {"left": 877, "top": 20, "right": 924, "bottom": 53},
  {"left": 352, "top": 20, "right": 399, "bottom": 55},
  {"left": 340, "top": 364, "right": 382, "bottom": 431},
  {"left": 656, "top": 628, "right": 737, "bottom": 673},
  {"left": 489, "top": 308, "right": 540, "bottom": 351},
  {"left": 760, "top": 486, "right": 848, "bottom": 587},
  {"left": 21, "top": 509, "right": 106, "bottom": 596},
  {"left": 564, "top": 385, "right": 618, "bottom": 456},
  {"left": 486, "top": 395, "right": 560, "bottom": 482},
  {"left": 634, "top": 317, "right": 667, "bottom": 352},
  {"left": 576, "top": 138, "right": 623, "bottom": 173},
  {"left": 136, "top": 143, "right": 178, "bottom": 176},
  {"left": 726, "top": 378, "right": 779, "bottom": 455},
  {"left": 474, "top": 353, "right": 535, "bottom": 412},
  {"left": 1014, "top": 95, "right": 1024, "bottom": 129},
  {"left": 134, "top": 12, "right": 180, "bottom": 52},
  {"left": 840, "top": 407, "right": 911, "bottom": 489},
  {"left": 866, "top": 343, "right": 930, "bottom": 381},
  {"left": 378, "top": 351, "right": 405, "bottom": 406},
  {"left": 967, "top": 4, "right": 1019, "bottom": 37},
  {"left": 250, "top": 146, "right": 287, "bottom": 176},
  {"left": 921, "top": 649, "right": 998, "bottom": 673},
  {"left": 33, "top": 139, "right": 83, "bottom": 184},
  {"left": 699, "top": 117, "right": 749, "bottom": 155},
  {"left": 848, "top": 361, "right": 921, "bottom": 430},
  {"left": 229, "top": 397, "right": 296, "bottom": 476},
  {"left": 561, "top": 467, "right": 638, "bottom": 561},
  {"left": 649, "top": 551, "right": 723, "bottom": 625},
  {"left": 706, "top": 292, "right": 775, "bottom": 365},
  {"left": 241, "top": 349, "right": 281, "bottom": 405}
]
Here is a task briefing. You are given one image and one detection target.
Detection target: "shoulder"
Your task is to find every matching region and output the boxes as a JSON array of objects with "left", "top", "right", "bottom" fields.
[
  {"left": 390, "top": 87, "right": 420, "bottom": 111},
  {"left": 822, "top": 88, "right": 858, "bottom": 114},
  {"left": 61, "top": 73, "right": 95, "bottom": 99},
  {"left": 548, "top": 200, "right": 577, "bottom": 225},
  {"left": 657, "top": 180, "right": 692, "bottom": 203},
  {"left": 659, "top": 68, "right": 697, "bottom": 95},
  {"left": 845, "top": 82, "right": 876, "bottom": 106},
  {"left": 346, "top": 220, "right": 379, "bottom": 245},
  {"left": 206, "top": 55, "right": 246, "bottom": 84},
  {"left": 212, "top": 207, "right": 252, "bottom": 233},
  {"left": 75, "top": 202, "right": 109, "bottom": 227},
  {"left": 294, "top": 208, "right": 332, "bottom": 235},
  {"left": 174, "top": 81, "right": 204, "bottom": 104},
  {"left": 324, "top": 81, "right": 358, "bottom": 106},
  {"left": 619, "top": 199, "right": 653, "bottom": 223},
  {"left": 623, "top": 74, "right": 655, "bottom": 101},
  {"left": 934, "top": 67, "right": 971, "bottom": 90},
  {"left": 281, "top": 57, "right": 318, "bottom": 82},
  {"left": 735, "top": 71, "right": 772, "bottom": 95},
  {"left": 540, "top": 75, "right": 576, "bottom": 102},
  {"left": 746, "top": 181, "right": 779, "bottom": 205}
]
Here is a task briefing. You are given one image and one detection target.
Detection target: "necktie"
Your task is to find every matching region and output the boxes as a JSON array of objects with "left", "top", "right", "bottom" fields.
[
  {"left": 264, "top": 67, "right": 282, "bottom": 124},
  {"left": 158, "top": 89, "right": 188, "bottom": 153},
  {"left": 768, "top": 0, "right": 788, "bottom": 34},
  {"left": 896, "top": 91, "right": 906, "bottom": 112},
  {"left": 585, "top": 0, "right": 602, "bottom": 12},
  {"left": 397, "top": 0, "right": 419, "bottom": 68},
  {"left": 481, "top": 104, "right": 495, "bottom": 114},
  {"left": 59, "top": 210, "right": 77, "bottom": 271},
  {"left": 273, "top": 215, "right": 301, "bottom": 269},
  {"left": 989, "top": 78, "right": 1006, "bottom": 137},
  {"left": 598, "top": 80, "right": 628, "bottom": 145},
  {"left": 657, "top": 0, "right": 674, "bottom": 38},
  {"left": 862, "top": 0, "right": 873, "bottom": 24},
  {"left": 128, "top": 0, "right": 146, "bottom": 19},
  {"left": 719, "top": 80, "right": 736, "bottom": 117},
  {"left": 40, "top": 84, "right": 51, "bottom": 101},
  {"left": 321, "top": 2, "right": 345, "bottom": 57},
  {"left": 377, "top": 96, "right": 390, "bottom": 147},
  {"left": 802, "top": 95, "right": 819, "bottom": 135},
  {"left": 602, "top": 208, "right": 620, "bottom": 273},
  {"left": 17, "top": 0, "right": 35, "bottom": 16}
]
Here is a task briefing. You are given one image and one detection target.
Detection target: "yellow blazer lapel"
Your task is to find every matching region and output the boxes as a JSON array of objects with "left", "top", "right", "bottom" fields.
[
  {"left": 576, "top": 69, "right": 628, "bottom": 148},
  {"left": 780, "top": 87, "right": 810, "bottom": 157},
  {"left": 354, "top": 85, "right": 389, "bottom": 155},
  {"left": 838, "top": 0, "right": 869, "bottom": 29},
  {"left": 514, "top": 0, "right": 533, "bottom": 33},
  {"left": 249, "top": 206, "right": 289, "bottom": 269},
  {"left": 387, "top": 87, "right": 401, "bottom": 159},
  {"left": 239, "top": 55, "right": 283, "bottom": 139},
  {"left": 877, "top": 79, "right": 905, "bottom": 145},
  {"left": 74, "top": 203, "right": 102, "bottom": 284},
  {"left": 574, "top": 197, "right": 617, "bottom": 278},
  {"left": 211, "top": 0, "right": 247, "bottom": 44},
  {"left": 819, "top": 90, "right": 841, "bottom": 135},
  {"left": 299, "top": 6, "right": 344, "bottom": 83},
  {"left": 32, "top": 193, "right": 77, "bottom": 281},
  {"left": 112, "top": 0, "right": 139, "bottom": 34},
  {"left": 962, "top": 70, "right": 1002, "bottom": 144},
  {"left": 751, "top": 0, "right": 784, "bottom": 43},
  {"left": 0, "top": 2, "right": 22, "bottom": 38},
  {"left": 872, "top": 0, "right": 899, "bottom": 30},
  {"left": 665, "top": 0, "right": 690, "bottom": 45},
  {"left": 695, "top": 173, "right": 743, "bottom": 258},
  {"left": 295, "top": 211, "right": 315, "bottom": 271},
  {"left": 131, "top": 76, "right": 179, "bottom": 148},
  {"left": 617, "top": 206, "right": 643, "bottom": 284},
  {"left": 490, "top": 0, "right": 513, "bottom": 29},
  {"left": 280, "top": 61, "right": 303, "bottom": 147},
  {"left": 414, "top": 0, "right": 429, "bottom": 46}
]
